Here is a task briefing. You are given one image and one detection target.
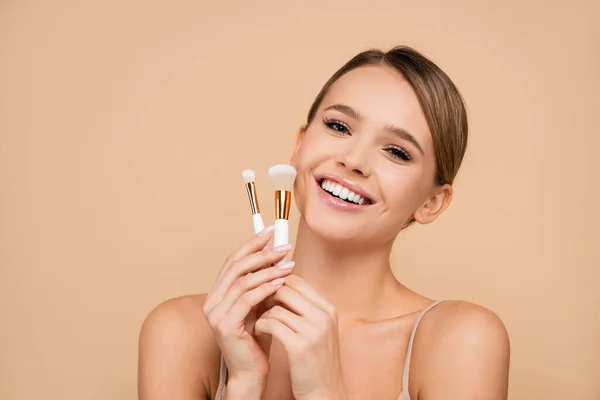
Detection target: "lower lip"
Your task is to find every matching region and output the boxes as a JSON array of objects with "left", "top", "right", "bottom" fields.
[{"left": 314, "top": 179, "right": 372, "bottom": 212}]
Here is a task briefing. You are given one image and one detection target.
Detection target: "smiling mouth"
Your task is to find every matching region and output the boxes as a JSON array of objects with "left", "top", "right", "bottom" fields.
[{"left": 318, "top": 178, "right": 373, "bottom": 205}]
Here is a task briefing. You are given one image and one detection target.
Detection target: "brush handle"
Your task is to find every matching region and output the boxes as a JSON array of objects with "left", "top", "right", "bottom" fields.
[
  {"left": 273, "top": 219, "right": 289, "bottom": 248},
  {"left": 252, "top": 213, "right": 265, "bottom": 234}
]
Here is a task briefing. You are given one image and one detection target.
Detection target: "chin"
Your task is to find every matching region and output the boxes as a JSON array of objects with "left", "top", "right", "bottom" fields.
[
  {"left": 300, "top": 205, "right": 387, "bottom": 251},
  {"left": 306, "top": 213, "right": 366, "bottom": 243}
]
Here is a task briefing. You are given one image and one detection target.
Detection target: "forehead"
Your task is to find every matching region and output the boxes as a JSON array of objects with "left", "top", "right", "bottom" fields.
[{"left": 319, "top": 65, "right": 431, "bottom": 144}]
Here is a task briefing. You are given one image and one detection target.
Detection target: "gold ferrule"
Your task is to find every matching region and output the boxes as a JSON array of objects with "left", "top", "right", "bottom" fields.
[
  {"left": 245, "top": 182, "right": 260, "bottom": 214},
  {"left": 275, "top": 190, "right": 291, "bottom": 219}
]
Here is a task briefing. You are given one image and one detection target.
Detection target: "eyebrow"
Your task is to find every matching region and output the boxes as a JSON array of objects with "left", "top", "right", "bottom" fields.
[{"left": 324, "top": 103, "right": 424, "bottom": 156}]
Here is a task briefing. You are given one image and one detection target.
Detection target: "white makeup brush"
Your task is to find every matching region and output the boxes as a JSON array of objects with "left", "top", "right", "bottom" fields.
[
  {"left": 242, "top": 169, "right": 265, "bottom": 234},
  {"left": 267, "top": 164, "right": 297, "bottom": 250}
]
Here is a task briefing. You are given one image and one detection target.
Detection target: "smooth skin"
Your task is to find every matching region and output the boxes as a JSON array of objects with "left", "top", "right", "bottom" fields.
[{"left": 138, "top": 65, "right": 510, "bottom": 400}]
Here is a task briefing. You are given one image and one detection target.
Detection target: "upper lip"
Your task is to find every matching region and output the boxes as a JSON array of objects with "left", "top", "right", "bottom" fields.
[{"left": 314, "top": 173, "right": 375, "bottom": 204}]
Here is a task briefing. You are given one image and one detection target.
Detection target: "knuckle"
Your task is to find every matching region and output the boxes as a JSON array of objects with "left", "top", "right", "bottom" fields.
[
  {"left": 261, "top": 280, "right": 275, "bottom": 292},
  {"left": 255, "top": 317, "right": 268, "bottom": 331},
  {"left": 238, "top": 274, "right": 252, "bottom": 291},
  {"left": 253, "top": 234, "right": 266, "bottom": 245},
  {"left": 206, "top": 312, "right": 219, "bottom": 328},
  {"left": 270, "top": 305, "right": 284, "bottom": 316},
  {"left": 231, "top": 281, "right": 245, "bottom": 296},
  {"left": 274, "top": 287, "right": 289, "bottom": 300},
  {"left": 238, "top": 292, "right": 252, "bottom": 307},
  {"left": 230, "top": 260, "right": 247, "bottom": 277},
  {"left": 262, "top": 282, "right": 278, "bottom": 297},
  {"left": 275, "top": 286, "right": 289, "bottom": 296},
  {"left": 259, "top": 248, "right": 274, "bottom": 262},
  {"left": 248, "top": 238, "right": 264, "bottom": 253},
  {"left": 215, "top": 320, "right": 230, "bottom": 335}
]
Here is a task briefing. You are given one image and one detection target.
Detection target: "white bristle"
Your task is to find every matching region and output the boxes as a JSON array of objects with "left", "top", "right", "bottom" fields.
[
  {"left": 268, "top": 164, "right": 297, "bottom": 192},
  {"left": 241, "top": 169, "right": 255, "bottom": 184}
]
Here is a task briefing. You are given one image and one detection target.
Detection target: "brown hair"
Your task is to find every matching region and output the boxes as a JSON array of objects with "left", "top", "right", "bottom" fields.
[{"left": 306, "top": 46, "right": 468, "bottom": 187}]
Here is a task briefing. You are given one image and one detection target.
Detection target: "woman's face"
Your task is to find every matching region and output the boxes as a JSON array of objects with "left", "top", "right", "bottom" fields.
[{"left": 291, "top": 65, "right": 451, "bottom": 246}]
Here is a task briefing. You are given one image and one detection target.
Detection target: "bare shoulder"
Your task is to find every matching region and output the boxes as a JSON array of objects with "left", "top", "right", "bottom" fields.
[
  {"left": 138, "top": 294, "right": 220, "bottom": 400},
  {"left": 410, "top": 300, "right": 510, "bottom": 400},
  {"left": 425, "top": 300, "right": 509, "bottom": 344}
]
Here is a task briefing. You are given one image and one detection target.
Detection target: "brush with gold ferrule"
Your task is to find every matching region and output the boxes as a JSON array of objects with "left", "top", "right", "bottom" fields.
[
  {"left": 267, "top": 164, "right": 297, "bottom": 251},
  {"left": 242, "top": 169, "right": 265, "bottom": 234}
]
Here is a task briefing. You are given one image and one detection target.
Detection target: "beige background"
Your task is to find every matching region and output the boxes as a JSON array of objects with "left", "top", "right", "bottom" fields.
[{"left": 1, "top": 1, "right": 598, "bottom": 399}]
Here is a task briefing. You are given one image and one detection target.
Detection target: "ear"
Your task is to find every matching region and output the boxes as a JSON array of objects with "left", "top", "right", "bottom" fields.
[
  {"left": 413, "top": 184, "right": 453, "bottom": 225},
  {"left": 290, "top": 124, "right": 306, "bottom": 167}
]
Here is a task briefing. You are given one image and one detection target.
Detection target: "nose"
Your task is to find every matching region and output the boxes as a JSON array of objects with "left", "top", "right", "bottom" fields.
[{"left": 336, "top": 142, "right": 370, "bottom": 177}]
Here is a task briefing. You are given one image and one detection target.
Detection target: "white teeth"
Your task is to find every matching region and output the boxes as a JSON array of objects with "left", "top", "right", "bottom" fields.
[
  {"left": 318, "top": 178, "right": 369, "bottom": 205},
  {"left": 333, "top": 184, "right": 342, "bottom": 196},
  {"left": 340, "top": 188, "right": 349, "bottom": 200}
]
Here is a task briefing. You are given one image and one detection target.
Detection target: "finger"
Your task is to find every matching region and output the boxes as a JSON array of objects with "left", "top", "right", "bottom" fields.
[
  {"left": 245, "top": 305, "right": 274, "bottom": 358},
  {"left": 258, "top": 305, "right": 310, "bottom": 334},
  {"left": 283, "top": 275, "right": 336, "bottom": 317},
  {"left": 255, "top": 331, "right": 273, "bottom": 360},
  {"left": 260, "top": 292, "right": 278, "bottom": 315},
  {"left": 273, "top": 285, "right": 325, "bottom": 323},
  {"left": 214, "top": 225, "right": 274, "bottom": 283},
  {"left": 255, "top": 315, "right": 296, "bottom": 349},
  {"left": 206, "top": 247, "right": 292, "bottom": 313},
  {"left": 213, "top": 276, "right": 288, "bottom": 329},
  {"left": 220, "top": 262, "right": 295, "bottom": 315}
]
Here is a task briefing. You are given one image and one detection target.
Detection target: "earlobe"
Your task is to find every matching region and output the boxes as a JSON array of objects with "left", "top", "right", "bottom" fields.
[{"left": 413, "top": 184, "right": 453, "bottom": 225}]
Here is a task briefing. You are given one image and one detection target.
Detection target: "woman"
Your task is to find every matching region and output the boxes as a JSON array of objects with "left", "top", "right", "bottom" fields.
[{"left": 138, "top": 46, "right": 511, "bottom": 400}]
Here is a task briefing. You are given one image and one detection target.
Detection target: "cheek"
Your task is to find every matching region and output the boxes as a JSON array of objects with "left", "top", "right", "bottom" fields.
[
  {"left": 379, "top": 166, "right": 430, "bottom": 211},
  {"left": 294, "top": 129, "right": 332, "bottom": 170},
  {"left": 292, "top": 132, "right": 323, "bottom": 212}
]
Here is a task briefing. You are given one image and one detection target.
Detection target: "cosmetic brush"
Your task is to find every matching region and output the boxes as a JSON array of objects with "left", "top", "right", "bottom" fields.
[
  {"left": 267, "top": 164, "right": 297, "bottom": 250},
  {"left": 242, "top": 169, "right": 265, "bottom": 234}
]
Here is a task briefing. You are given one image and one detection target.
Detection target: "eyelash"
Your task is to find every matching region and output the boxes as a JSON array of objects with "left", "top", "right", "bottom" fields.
[
  {"left": 323, "top": 118, "right": 350, "bottom": 134},
  {"left": 322, "top": 117, "right": 413, "bottom": 162},
  {"left": 384, "top": 145, "right": 412, "bottom": 162}
]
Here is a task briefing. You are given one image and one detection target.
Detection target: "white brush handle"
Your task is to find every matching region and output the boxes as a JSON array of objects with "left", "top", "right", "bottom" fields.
[
  {"left": 252, "top": 213, "right": 265, "bottom": 234},
  {"left": 273, "top": 219, "right": 289, "bottom": 248}
]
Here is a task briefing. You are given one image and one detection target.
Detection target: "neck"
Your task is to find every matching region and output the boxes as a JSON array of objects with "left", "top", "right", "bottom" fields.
[{"left": 290, "top": 217, "right": 402, "bottom": 320}]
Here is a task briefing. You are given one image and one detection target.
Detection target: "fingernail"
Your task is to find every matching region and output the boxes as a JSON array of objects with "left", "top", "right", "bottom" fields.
[
  {"left": 258, "top": 225, "right": 274, "bottom": 237},
  {"left": 271, "top": 277, "right": 286, "bottom": 285},
  {"left": 277, "top": 261, "right": 295, "bottom": 270},
  {"left": 273, "top": 244, "right": 292, "bottom": 252}
]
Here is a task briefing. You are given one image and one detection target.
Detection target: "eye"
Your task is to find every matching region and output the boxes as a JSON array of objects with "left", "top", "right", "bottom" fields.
[
  {"left": 323, "top": 118, "right": 350, "bottom": 135},
  {"left": 384, "top": 145, "right": 412, "bottom": 162}
]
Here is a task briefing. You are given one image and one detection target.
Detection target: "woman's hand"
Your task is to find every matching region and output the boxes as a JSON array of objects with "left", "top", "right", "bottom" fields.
[
  {"left": 254, "top": 274, "right": 349, "bottom": 400},
  {"left": 202, "top": 226, "right": 295, "bottom": 394}
]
